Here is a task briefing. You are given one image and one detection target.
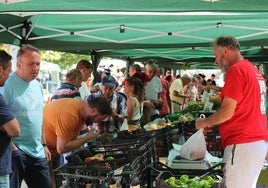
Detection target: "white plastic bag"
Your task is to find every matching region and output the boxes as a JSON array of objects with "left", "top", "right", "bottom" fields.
[
  {"left": 179, "top": 129, "right": 206, "bottom": 160},
  {"left": 120, "top": 118, "right": 128, "bottom": 131},
  {"left": 203, "top": 96, "right": 214, "bottom": 112}
]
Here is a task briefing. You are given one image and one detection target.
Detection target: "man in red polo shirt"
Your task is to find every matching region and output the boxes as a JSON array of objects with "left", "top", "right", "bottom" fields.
[{"left": 195, "top": 36, "right": 268, "bottom": 188}]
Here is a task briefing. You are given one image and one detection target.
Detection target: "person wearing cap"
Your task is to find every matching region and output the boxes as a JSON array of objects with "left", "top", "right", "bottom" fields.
[
  {"left": 43, "top": 97, "right": 112, "bottom": 187},
  {"left": 86, "top": 75, "right": 127, "bottom": 133},
  {"left": 169, "top": 74, "right": 191, "bottom": 112}
]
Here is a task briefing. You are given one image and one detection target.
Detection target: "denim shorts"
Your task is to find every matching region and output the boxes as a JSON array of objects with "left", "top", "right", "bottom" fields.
[{"left": 0, "top": 175, "right": 9, "bottom": 188}]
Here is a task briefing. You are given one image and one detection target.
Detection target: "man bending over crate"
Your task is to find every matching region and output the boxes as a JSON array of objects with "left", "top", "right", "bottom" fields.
[{"left": 43, "top": 96, "right": 112, "bottom": 188}]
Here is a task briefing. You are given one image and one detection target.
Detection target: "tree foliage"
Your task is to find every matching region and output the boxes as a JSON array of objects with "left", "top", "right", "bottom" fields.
[{"left": 40, "top": 50, "right": 91, "bottom": 70}]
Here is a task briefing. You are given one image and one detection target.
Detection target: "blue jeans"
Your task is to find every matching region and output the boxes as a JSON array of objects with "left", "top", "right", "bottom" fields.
[
  {"left": 0, "top": 175, "right": 9, "bottom": 188},
  {"left": 10, "top": 150, "right": 52, "bottom": 188}
]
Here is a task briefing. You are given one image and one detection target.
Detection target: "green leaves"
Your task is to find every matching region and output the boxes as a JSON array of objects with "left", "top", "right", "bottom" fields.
[{"left": 40, "top": 50, "right": 90, "bottom": 70}]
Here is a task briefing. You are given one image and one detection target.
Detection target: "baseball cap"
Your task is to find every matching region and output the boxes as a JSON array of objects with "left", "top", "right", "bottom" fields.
[{"left": 102, "top": 75, "right": 118, "bottom": 88}]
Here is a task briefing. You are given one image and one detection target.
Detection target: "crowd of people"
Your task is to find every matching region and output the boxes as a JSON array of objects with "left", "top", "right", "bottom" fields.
[{"left": 0, "top": 35, "right": 267, "bottom": 188}]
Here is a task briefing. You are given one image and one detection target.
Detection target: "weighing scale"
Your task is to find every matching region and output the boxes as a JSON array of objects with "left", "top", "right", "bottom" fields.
[{"left": 168, "top": 155, "right": 212, "bottom": 170}]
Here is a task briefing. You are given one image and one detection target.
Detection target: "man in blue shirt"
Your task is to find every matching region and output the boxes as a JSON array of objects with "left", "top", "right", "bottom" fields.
[
  {"left": 0, "top": 50, "right": 20, "bottom": 188},
  {"left": 3, "top": 45, "right": 52, "bottom": 188}
]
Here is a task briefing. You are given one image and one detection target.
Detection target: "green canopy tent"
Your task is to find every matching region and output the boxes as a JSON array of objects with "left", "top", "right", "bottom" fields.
[{"left": 0, "top": 0, "right": 268, "bottom": 70}]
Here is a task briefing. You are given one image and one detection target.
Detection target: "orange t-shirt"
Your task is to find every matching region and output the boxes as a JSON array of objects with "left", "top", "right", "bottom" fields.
[{"left": 43, "top": 98, "right": 84, "bottom": 155}]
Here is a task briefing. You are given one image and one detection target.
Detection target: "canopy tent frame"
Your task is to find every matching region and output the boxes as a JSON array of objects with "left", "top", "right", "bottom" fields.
[{"left": 0, "top": 0, "right": 268, "bottom": 70}]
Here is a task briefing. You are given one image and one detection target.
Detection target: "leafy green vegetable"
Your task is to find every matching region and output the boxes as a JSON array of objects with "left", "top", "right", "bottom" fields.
[{"left": 164, "top": 174, "right": 216, "bottom": 188}]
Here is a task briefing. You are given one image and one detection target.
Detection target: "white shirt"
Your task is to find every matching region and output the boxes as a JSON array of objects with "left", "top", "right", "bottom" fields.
[
  {"left": 79, "top": 81, "right": 90, "bottom": 100},
  {"left": 145, "top": 76, "right": 162, "bottom": 100}
]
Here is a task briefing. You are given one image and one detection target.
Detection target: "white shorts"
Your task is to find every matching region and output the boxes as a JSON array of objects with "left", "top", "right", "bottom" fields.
[{"left": 222, "top": 140, "right": 268, "bottom": 188}]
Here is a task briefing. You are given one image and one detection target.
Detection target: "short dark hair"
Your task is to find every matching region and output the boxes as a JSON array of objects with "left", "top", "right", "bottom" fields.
[
  {"left": 0, "top": 50, "right": 12, "bottom": 70},
  {"left": 165, "top": 67, "right": 171, "bottom": 72},
  {"left": 130, "top": 64, "right": 142, "bottom": 73},
  {"left": 87, "top": 96, "right": 112, "bottom": 115},
  {"left": 76, "top": 59, "right": 93, "bottom": 70},
  {"left": 17, "top": 44, "right": 39, "bottom": 60},
  {"left": 214, "top": 36, "right": 240, "bottom": 50}
]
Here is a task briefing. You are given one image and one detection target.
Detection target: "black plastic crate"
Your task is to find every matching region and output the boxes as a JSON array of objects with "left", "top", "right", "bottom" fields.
[
  {"left": 179, "top": 121, "right": 196, "bottom": 140},
  {"left": 65, "top": 147, "right": 93, "bottom": 165},
  {"left": 142, "top": 126, "right": 174, "bottom": 157},
  {"left": 65, "top": 147, "right": 129, "bottom": 170},
  {"left": 117, "top": 130, "right": 159, "bottom": 163},
  {"left": 55, "top": 156, "right": 146, "bottom": 188},
  {"left": 124, "top": 125, "right": 173, "bottom": 157},
  {"left": 54, "top": 162, "right": 112, "bottom": 188},
  {"left": 149, "top": 161, "right": 223, "bottom": 187},
  {"left": 90, "top": 136, "right": 155, "bottom": 176},
  {"left": 178, "top": 121, "right": 224, "bottom": 158},
  {"left": 155, "top": 170, "right": 224, "bottom": 188},
  {"left": 165, "top": 127, "right": 180, "bottom": 153},
  {"left": 206, "top": 127, "right": 223, "bottom": 158},
  {"left": 155, "top": 171, "right": 179, "bottom": 188}
]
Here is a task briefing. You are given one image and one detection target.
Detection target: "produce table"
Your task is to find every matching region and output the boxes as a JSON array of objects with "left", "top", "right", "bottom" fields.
[
  {"left": 159, "top": 157, "right": 268, "bottom": 188},
  {"left": 152, "top": 157, "right": 223, "bottom": 187}
]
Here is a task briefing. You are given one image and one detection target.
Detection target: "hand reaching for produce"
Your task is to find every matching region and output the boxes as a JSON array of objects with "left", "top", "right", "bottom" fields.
[{"left": 86, "top": 128, "right": 100, "bottom": 140}]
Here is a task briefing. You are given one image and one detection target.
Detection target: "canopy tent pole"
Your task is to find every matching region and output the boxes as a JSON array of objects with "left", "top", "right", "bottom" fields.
[
  {"left": 125, "top": 57, "right": 134, "bottom": 77},
  {"left": 90, "top": 50, "right": 102, "bottom": 85}
]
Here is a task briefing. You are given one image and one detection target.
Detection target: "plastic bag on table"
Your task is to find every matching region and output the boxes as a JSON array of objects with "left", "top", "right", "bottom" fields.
[
  {"left": 203, "top": 100, "right": 214, "bottom": 112},
  {"left": 179, "top": 128, "right": 206, "bottom": 160},
  {"left": 201, "top": 90, "right": 209, "bottom": 103},
  {"left": 120, "top": 118, "right": 128, "bottom": 131}
]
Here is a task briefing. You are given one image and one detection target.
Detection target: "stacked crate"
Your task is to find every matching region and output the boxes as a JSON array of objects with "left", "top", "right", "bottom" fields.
[
  {"left": 179, "top": 120, "right": 223, "bottom": 158},
  {"left": 54, "top": 131, "right": 158, "bottom": 187}
]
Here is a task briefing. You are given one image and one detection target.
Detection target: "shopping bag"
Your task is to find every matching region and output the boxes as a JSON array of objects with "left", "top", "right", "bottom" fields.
[
  {"left": 120, "top": 118, "right": 128, "bottom": 131},
  {"left": 179, "top": 128, "right": 206, "bottom": 160}
]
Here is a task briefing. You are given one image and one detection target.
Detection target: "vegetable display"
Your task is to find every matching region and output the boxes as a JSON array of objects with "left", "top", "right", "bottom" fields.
[
  {"left": 164, "top": 174, "right": 216, "bottom": 188},
  {"left": 164, "top": 102, "right": 204, "bottom": 123},
  {"left": 184, "top": 102, "right": 204, "bottom": 113}
]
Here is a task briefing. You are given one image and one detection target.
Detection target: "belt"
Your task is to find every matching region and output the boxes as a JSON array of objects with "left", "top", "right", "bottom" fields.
[{"left": 171, "top": 100, "right": 182, "bottom": 105}]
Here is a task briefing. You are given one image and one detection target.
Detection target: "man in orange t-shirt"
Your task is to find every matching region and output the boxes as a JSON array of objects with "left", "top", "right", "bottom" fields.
[{"left": 43, "top": 97, "right": 112, "bottom": 155}]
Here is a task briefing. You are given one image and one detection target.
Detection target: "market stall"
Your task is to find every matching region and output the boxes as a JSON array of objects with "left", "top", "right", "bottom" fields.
[
  {"left": 53, "top": 99, "right": 225, "bottom": 187},
  {"left": 53, "top": 94, "right": 268, "bottom": 188}
]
